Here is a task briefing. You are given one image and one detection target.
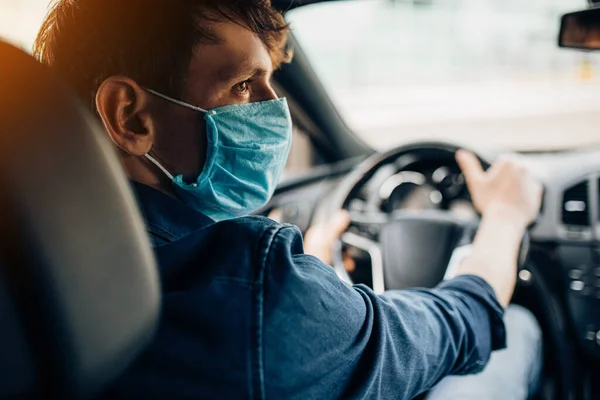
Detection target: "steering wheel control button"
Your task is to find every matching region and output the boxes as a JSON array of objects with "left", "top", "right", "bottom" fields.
[
  {"left": 569, "top": 269, "right": 584, "bottom": 280},
  {"left": 570, "top": 280, "right": 585, "bottom": 292},
  {"left": 429, "top": 190, "right": 443, "bottom": 205},
  {"left": 518, "top": 269, "right": 532, "bottom": 283}
]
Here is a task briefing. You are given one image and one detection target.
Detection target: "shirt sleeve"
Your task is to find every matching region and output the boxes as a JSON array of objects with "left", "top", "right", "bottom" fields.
[{"left": 261, "top": 224, "right": 506, "bottom": 400}]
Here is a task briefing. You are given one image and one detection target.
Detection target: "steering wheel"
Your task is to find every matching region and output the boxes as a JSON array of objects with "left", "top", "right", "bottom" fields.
[{"left": 329, "top": 141, "right": 530, "bottom": 294}]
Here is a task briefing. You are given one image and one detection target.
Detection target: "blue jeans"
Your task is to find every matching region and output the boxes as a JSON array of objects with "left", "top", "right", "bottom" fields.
[{"left": 427, "top": 305, "right": 543, "bottom": 400}]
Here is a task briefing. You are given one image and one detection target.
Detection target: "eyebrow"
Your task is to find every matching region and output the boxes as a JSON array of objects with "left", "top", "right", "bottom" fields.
[{"left": 218, "top": 65, "right": 272, "bottom": 82}]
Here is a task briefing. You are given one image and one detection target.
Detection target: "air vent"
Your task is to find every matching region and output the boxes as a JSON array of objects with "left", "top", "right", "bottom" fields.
[{"left": 562, "top": 181, "right": 590, "bottom": 226}]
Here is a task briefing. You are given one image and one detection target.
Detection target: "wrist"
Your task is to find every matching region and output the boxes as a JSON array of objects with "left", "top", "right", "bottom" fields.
[{"left": 482, "top": 203, "right": 529, "bottom": 231}]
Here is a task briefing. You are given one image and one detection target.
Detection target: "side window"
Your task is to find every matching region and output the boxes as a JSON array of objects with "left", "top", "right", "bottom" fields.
[
  {"left": 272, "top": 80, "right": 327, "bottom": 181},
  {"left": 282, "top": 126, "right": 315, "bottom": 180}
]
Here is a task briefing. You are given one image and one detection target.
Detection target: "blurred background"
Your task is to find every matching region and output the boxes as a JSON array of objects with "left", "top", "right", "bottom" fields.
[
  {"left": 1, "top": 0, "right": 599, "bottom": 152},
  {"left": 0, "top": 0, "right": 48, "bottom": 51},
  {"left": 287, "top": 0, "right": 600, "bottom": 151}
]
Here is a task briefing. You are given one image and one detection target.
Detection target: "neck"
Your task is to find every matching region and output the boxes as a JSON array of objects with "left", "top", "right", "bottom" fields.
[{"left": 121, "top": 153, "right": 177, "bottom": 198}]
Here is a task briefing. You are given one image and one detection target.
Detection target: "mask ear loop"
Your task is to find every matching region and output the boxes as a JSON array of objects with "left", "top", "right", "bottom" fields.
[
  {"left": 143, "top": 88, "right": 210, "bottom": 185},
  {"left": 145, "top": 153, "right": 175, "bottom": 181},
  {"left": 145, "top": 88, "right": 209, "bottom": 114}
]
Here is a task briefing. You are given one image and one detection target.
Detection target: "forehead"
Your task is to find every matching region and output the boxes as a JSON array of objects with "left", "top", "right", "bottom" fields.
[{"left": 186, "top": 21, "right": 274, "bottom": 85}]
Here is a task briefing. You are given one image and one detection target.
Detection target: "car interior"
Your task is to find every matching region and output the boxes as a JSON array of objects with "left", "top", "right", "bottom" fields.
[{"left": 1, "top": 0, "right": 600, "bottom": 399}]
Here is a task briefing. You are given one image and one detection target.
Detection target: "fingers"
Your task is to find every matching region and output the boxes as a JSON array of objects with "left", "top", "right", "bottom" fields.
[
  {"left": 303, "top": 210, "right": 351, "bottom": 266},
  {"left": 343, "top": 253, "right": 356, "bottom": 273},
  {"left": 327, "top": 210, "right": 351, "bottom": 242},
  {"left": 330, "top": 211, "right": 355, "bottom": 272},
  {"left": 456, "top": 149, "right": 484, "bottom": 187},
  {"left": 267, "top": 208, "right": 283, "bottom": 223}
]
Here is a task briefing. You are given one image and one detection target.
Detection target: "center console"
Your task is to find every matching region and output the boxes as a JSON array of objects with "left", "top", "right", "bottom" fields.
[{"left": 558, "top": 176, "right": 600, "bottom": 358}]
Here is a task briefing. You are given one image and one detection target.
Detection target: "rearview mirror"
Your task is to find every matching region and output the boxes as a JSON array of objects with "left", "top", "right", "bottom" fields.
[{"left": 559, "top": 7, "right": 600, "bottom": 50}]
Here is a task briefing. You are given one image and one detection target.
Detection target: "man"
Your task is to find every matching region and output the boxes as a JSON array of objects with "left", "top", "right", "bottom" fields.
[{"left": 34, "top": 1, "right": 543, "bottom": 398}]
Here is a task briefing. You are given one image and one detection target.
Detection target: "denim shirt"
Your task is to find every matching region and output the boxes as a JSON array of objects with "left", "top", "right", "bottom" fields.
[{"left": 107, "top": 182, "right": 506, "bottom": 400}]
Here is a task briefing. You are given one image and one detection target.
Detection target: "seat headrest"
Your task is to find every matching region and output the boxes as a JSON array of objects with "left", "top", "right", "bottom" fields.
[{"left": 0, "top": 41, "right": 160, "bottom": 398}]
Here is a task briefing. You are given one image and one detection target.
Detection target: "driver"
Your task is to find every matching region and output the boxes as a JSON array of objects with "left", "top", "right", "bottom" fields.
[{"left": 34, "top": 1, "right": 543, "bottom": 398}]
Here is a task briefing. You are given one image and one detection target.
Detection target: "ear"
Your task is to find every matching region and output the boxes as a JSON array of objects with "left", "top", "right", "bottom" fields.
[{"left": 95, "top": 76, "right": 155, "bottom": 156}]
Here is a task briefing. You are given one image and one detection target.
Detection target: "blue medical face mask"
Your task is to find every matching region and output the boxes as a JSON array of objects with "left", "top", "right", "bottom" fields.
[{"left": 144, "top": 90, "right": 293, "bottom": 221}]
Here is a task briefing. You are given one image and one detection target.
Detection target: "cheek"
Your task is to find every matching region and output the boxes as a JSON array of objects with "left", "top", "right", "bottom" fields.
[
  {"left": 154, "top": 113, "right": 208, "bottom": 180},
  {"left": 205, "top": 91, "right": 246, "bottom": 108}
]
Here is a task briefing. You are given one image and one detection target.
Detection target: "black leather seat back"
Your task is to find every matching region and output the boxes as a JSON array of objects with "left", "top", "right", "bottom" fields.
[{"left": 0, "top": 41, "right": 160, "bottom": 399}]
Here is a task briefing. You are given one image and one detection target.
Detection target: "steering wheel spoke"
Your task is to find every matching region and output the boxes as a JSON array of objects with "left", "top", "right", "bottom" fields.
[{"left": 336, "top": 231, "right": 386, "bottom": 294}]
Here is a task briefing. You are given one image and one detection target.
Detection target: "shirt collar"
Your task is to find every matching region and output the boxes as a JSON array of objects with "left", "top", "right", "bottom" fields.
[{"left": 130, "top": 181, "right": 213, "bottom": 243}]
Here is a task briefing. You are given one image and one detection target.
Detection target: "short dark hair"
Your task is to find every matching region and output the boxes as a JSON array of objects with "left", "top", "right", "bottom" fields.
[{"left": 34, "top": 0, "right": 290, "bottom": 110}]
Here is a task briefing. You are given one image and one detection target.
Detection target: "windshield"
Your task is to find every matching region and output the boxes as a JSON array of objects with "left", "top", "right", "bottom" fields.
[{"left": 287, "top": 0, "right": 600, "bottom": 151}]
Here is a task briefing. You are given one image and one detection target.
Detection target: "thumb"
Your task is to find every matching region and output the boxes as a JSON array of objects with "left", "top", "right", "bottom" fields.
[{"left": 456, "top": 150, "right": 484, "bottom": 186}]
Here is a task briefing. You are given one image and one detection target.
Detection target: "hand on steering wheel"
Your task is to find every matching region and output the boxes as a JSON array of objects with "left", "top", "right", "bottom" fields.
[
  {"left": 304, "top": 210, "right": 356, "bottom": 272},
  {"left": 456, "top": 150, "right": 541, "bottom": 226},
  {"left": 323, "top": 142, "right": 534, "bottom": 294}
]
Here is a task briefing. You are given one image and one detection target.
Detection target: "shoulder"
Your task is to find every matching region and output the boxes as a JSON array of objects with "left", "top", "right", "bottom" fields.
[
  {"left": 216, "top": 215, "right": 303, "bottom": 252},
  {"left": 156, "top": 216, "right": 305, "bottom": 285},
  {"left": 210, "top": 216, "right": 345, "bottom": 292},
  {"left": 220, "top": 216, "right": 308, "bottom": 273}
]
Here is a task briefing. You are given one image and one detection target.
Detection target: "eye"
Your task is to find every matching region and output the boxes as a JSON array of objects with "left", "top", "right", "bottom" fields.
[{"left": 234, "top": 80, "right": 251, "bottom": 94}]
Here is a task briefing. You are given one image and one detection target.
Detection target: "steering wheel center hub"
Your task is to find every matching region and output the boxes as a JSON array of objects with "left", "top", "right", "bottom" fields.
[{"left": 380, "top": 213, "right": 469, "bottom": 290}]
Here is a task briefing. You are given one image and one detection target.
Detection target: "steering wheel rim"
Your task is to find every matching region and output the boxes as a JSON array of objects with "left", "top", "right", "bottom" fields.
[
  {"left": 328, "top": 141, "right": 493, "bottom": 212},
  {"left": 327, "top": 141, "right": 512, "bottom": 292}
]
